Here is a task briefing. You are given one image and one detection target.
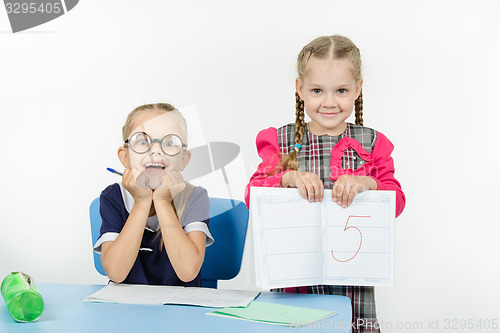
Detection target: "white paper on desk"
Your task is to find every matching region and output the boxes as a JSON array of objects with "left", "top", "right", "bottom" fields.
[
  {"left": 250, "top": 187, "right": 395, "bottom": 289},
  {"left": 84, "top": 283, "right": 260, "bottom": 307}
]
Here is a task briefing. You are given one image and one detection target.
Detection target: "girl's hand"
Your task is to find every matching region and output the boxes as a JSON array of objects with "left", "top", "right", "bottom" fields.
[
  {"left": 332, "top": 175, "right": 377, "bottom": 208},
  {"left": 281, "top": 170, "right": 324, "bottom": 202},
  {"left": 153, "top": 170, "right": 186, "bottom": 203},
  {"left": 121, "top": 168, "right": 153, "bottom": 203}
]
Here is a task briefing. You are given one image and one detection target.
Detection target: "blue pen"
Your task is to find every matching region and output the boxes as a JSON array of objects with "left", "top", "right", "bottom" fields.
[{"left": 107, "top": 167, "right": 123, "bottom": 176}]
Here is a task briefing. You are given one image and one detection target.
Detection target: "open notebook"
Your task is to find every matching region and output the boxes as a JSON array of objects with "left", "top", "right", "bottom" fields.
[
  {"left": 250, "top": 187, "right": 395, "bottom": 289},
  {"left": 84, "top": 283, "right": 259, "bottom": 308}
]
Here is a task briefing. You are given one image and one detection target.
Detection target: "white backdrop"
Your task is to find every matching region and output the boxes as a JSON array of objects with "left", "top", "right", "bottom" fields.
[{"left": 1, "top": 1, "right": 499, "bottom": 332}]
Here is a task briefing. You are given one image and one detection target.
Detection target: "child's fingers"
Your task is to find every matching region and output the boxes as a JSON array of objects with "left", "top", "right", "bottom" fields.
[
  {"left": 305, "top": 183, "right": 314, "bottom": 202},
  {"left": 316, "top": 179, "right": 324, "bottom": 202},
  {"left": 297, "top": 181, "right": 315, "bottom": 202},
  {"left": 297, "top": 183, "right": 308, "bottom": 200},
  {"left": 167, "top": 170, "right": 184, "bottom": 186},
  {"left": 122, "top": 168, "right": 134, "bottom": 181},
  {"left": 163, "top": 170, "right": 186, "bottom": 198},
  {"left": 348, "top": 183, "right": 365, "bottom": 206},
  {"left": 306, "top": 177, "right": 324, "bottom": 202},
  {"left": 332, "top": 176, "right": 372, "bottom": 208},
  {"left": 290, "top": 171, "right": 324, "bottom": 202},
  {"left": 165, "top": 171, "right": 181, "bottom": 190},
  {"left": 333, "top": 181, "right": 356, "bottom": 207},
  {"left": 341, "top": 183, "right": 352, "bottom": 208},
  {"left": 347, "top": 186, "right": 357, "bottom": 206},
  {"left": 297, "top": 179, "right": 310, "bottom": 200},
  {"left": 332, "top": 182, "right": 344, "bottom": 204},
  {"left": 122, "top": 168, "right": 137, "bottom": 188},
  {"left": 121, "top": 168, "right": 153, "bottom": 201},
  {"left": 305, "top": 182, "right": 320, "bottom": 202}
]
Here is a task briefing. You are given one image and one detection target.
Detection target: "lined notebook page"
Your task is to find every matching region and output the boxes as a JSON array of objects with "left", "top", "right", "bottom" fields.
[
  {"left": 250, "top": 187, "right": 395, "bottom": 289},
  {"left": 251, "top": 188, "right": 322, "bottom": 289},
  {"left": 323, "top": 190, "right": 395, "bottom": 286}
]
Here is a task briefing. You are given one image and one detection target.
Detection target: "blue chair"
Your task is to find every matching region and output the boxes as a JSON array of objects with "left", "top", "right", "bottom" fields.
[
  {"left": 201, "top": 198, "right": 249, "bottom": 288},
  {"left": 89, "top": 197, "right": 249, "bottom": 288},
  {"left": 89, "top": 197, "right": 106, "bottom": 276}
]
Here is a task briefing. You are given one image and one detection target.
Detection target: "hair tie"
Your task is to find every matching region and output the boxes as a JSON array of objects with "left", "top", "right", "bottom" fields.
[{"left": 294, "top": 143, "right": 302, "bottom": 152}]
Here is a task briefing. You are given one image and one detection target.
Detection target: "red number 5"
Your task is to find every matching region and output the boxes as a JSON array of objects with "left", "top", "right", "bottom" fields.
[{"left": 331, "top": 215, "right": 370, "bottom": 262}]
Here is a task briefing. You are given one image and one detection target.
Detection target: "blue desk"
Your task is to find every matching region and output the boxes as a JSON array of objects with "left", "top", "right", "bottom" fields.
[{"left": 0, "top": 284, "right": 352, "bottom": 332}]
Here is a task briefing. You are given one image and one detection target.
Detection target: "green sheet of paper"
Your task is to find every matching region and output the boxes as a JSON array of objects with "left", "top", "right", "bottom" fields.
[{"left": 206, "top": 301, "right": 337, "bottom": 327}]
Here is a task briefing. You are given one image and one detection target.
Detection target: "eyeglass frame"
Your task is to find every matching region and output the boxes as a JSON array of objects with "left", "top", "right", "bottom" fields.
[{"left": 124, "top": 132, "right": 188, "bottom": 156}]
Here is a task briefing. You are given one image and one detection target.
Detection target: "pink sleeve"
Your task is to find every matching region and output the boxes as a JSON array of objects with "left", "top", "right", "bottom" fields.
[
  {"left": 244, "top": 127, "right": 290, "bottom": 207},
  {"left": 370, "top": 132, "right": 406, "bottom": 217}
]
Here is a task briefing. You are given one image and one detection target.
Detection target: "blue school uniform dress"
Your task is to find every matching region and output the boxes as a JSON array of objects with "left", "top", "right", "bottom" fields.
[{"left": 93, "top": 182, "right": 214, "bottom": 286}]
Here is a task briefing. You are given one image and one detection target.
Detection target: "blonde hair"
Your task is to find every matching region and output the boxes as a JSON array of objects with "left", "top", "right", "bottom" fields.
[
  {"left": 280, "top": 35, "right": 363, "bottom": 172},
  {"left": 122, "top": 102, "right": 187, "bottom": 250},
  {"left": 122, "top": 103, "right": 188, "bottom": 144}
]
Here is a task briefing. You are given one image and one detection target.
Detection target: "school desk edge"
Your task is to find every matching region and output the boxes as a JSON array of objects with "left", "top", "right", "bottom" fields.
[{"left": 0, "top": 283, "right": 352, "bottom": 332}]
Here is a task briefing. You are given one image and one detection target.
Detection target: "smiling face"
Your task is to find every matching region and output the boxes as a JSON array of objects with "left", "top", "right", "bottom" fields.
[
  {"left": 296, "top": 56, "right": 362, "bottom": 136},
  {"left": 118, "top": 110, "right": 190, "bottom": 177}
]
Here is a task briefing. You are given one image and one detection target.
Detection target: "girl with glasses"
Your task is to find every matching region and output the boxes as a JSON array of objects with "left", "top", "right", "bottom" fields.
[{"left": 93, "top": 103, "right": 213, "bottom": 286}]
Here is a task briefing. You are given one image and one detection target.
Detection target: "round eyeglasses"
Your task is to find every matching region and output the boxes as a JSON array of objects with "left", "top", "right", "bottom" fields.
[{"left": 125, "top": 132, "right": 187, "bottom": 156}]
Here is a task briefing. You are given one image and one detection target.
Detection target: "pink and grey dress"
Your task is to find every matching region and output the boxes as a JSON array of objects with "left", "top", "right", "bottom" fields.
[{"left": 245, "top": 123, "right": 405, "bottom": 333}]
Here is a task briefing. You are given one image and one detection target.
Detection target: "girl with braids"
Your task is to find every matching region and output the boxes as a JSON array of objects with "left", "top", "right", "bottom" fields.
[
  {"left": 245, "top": 35, "right": 405, "bottom": 333},
  {"left": 94, "top": 103, "right": 213, "bottom": 286}
]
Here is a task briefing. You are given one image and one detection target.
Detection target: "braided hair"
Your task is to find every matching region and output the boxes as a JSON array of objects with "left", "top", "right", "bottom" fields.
[
  {"left": 281, "top": 35, "right": 364, "bottom": 171},
  {"left": 279, "top": 92, "right": 306, "bottom": 171},
  {"left": 355, "top": 90, "right": 363, "bottom": 126}
]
